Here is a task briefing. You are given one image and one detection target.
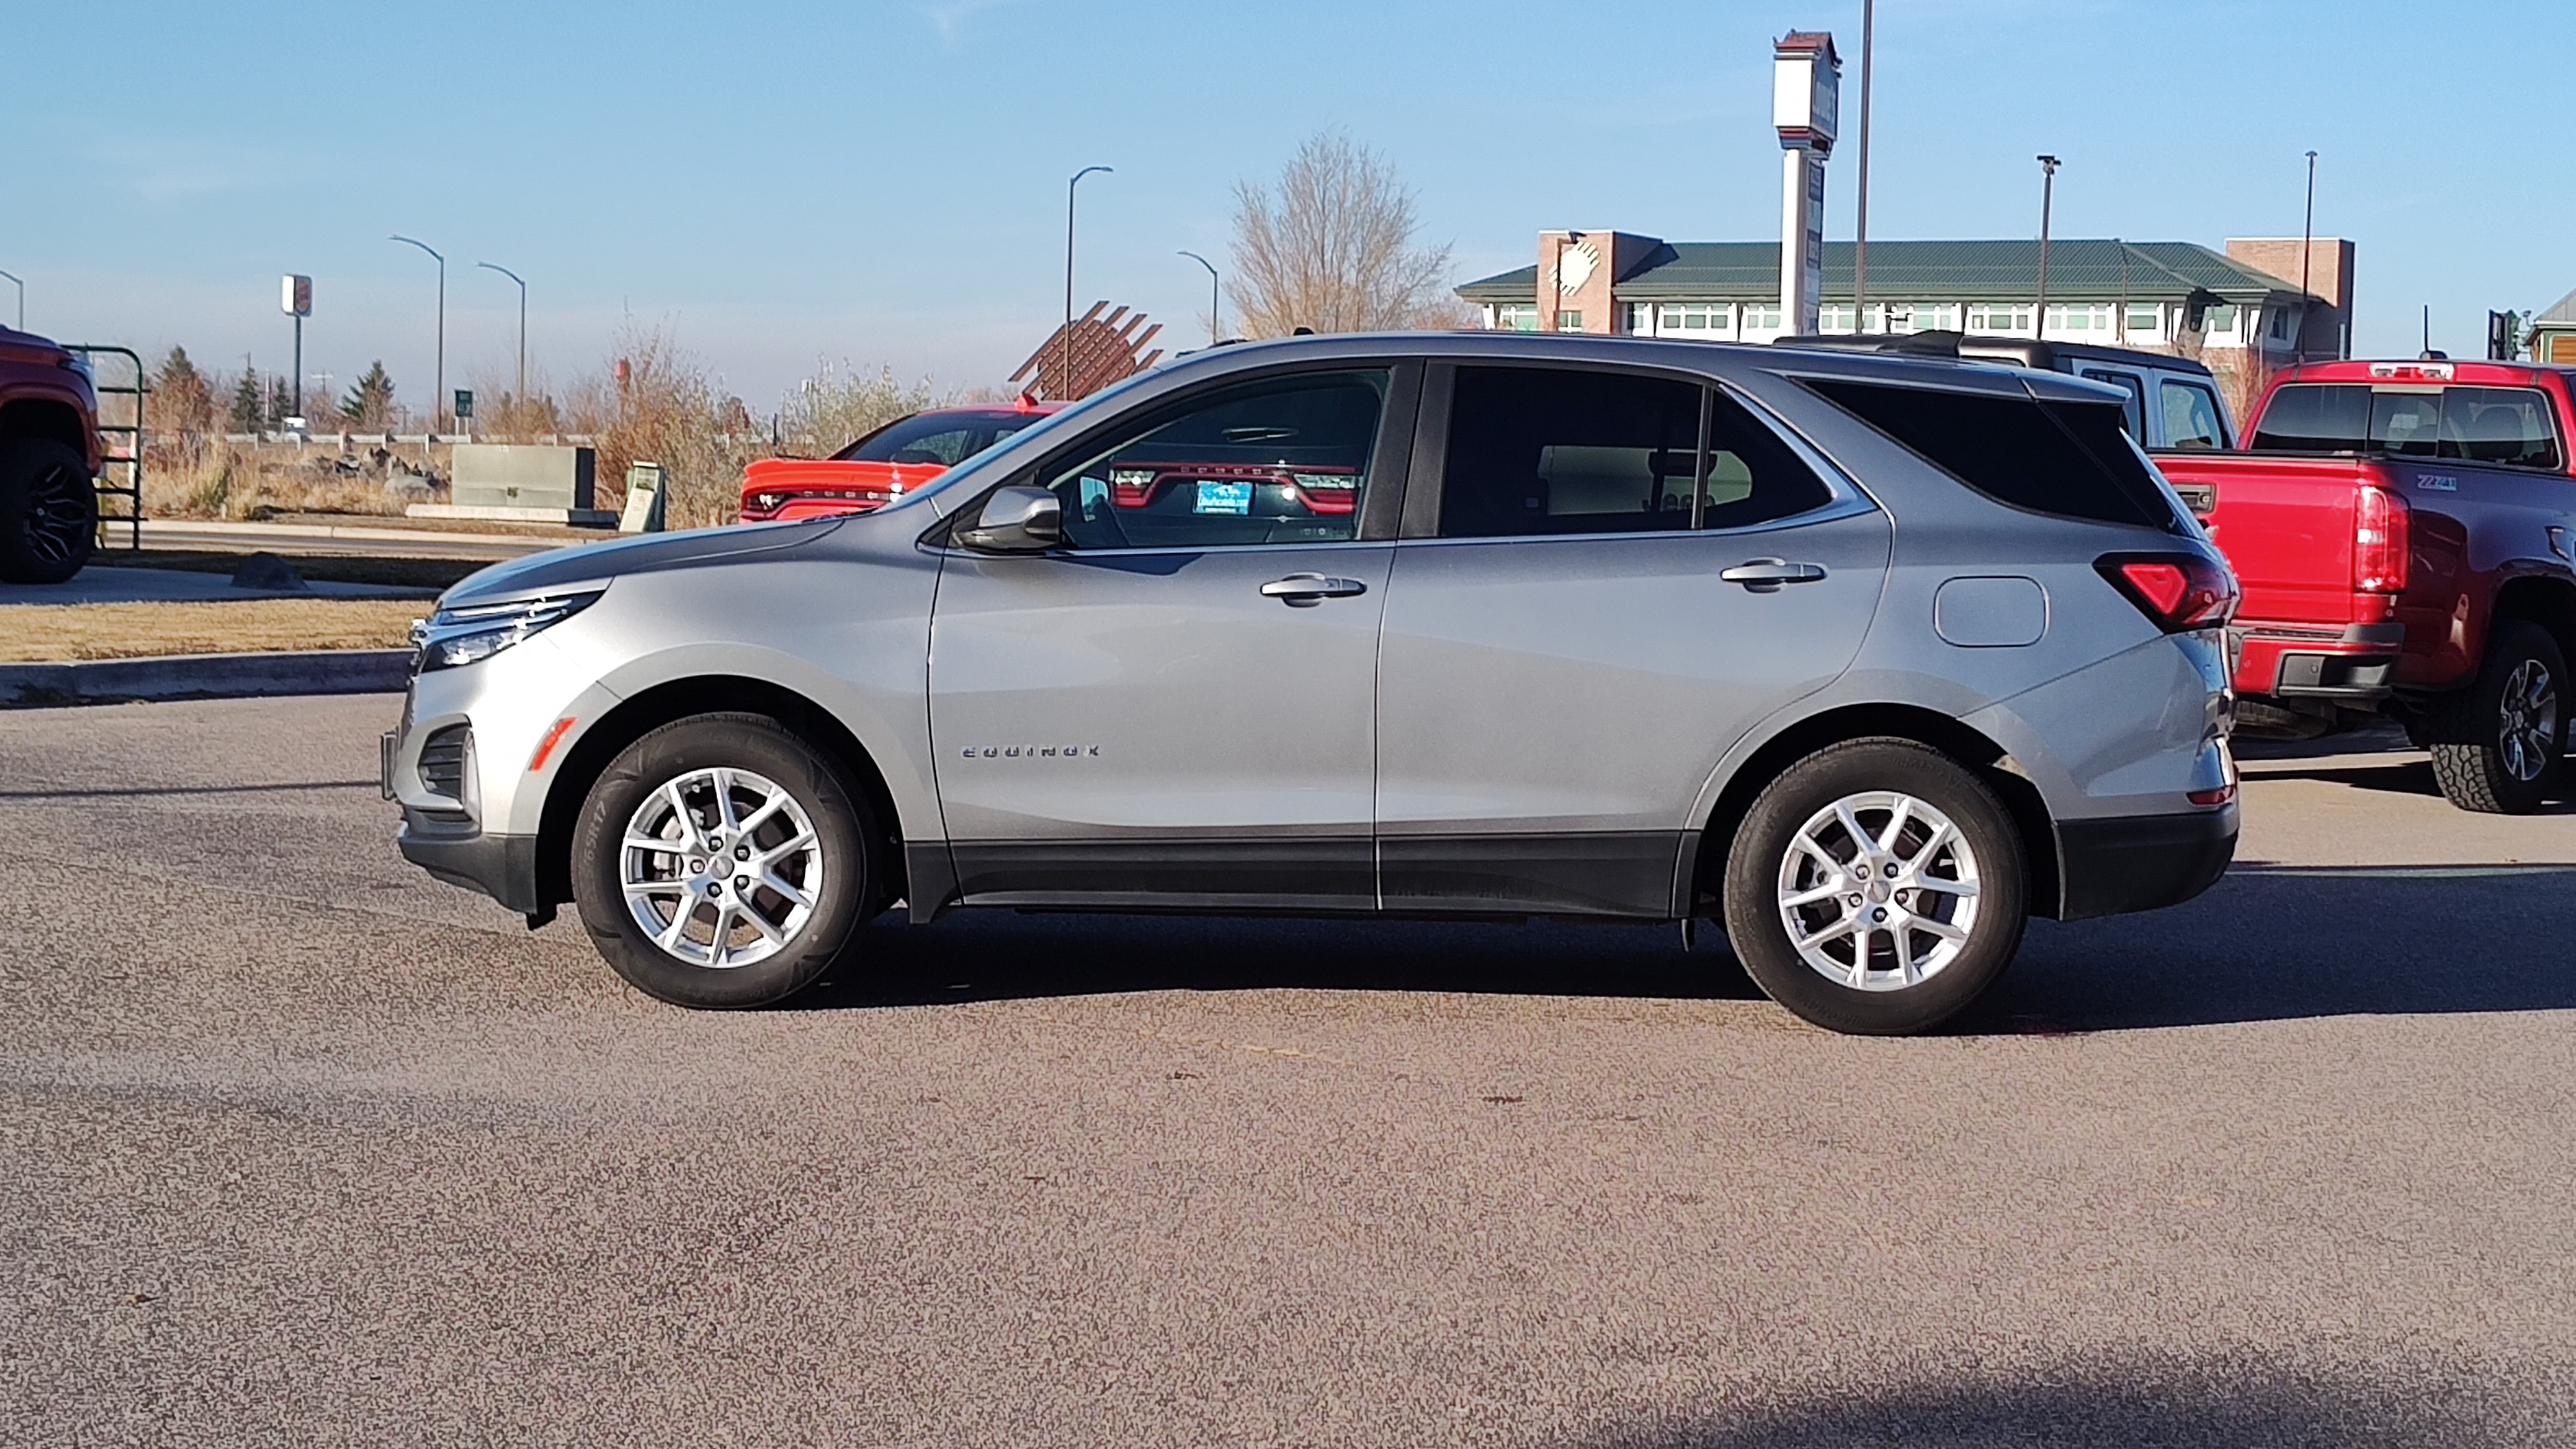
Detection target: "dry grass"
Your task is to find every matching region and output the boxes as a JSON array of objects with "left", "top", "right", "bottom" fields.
[
  {"left": 131, "top": 441, "right": 443, "bottom": 521},
  {"left": 0, "top": 600, "right": 423, "bottom": 662}
]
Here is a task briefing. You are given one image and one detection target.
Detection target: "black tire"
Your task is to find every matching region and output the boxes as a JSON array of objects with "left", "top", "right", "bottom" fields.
[
  {"left": 570, "top": 713, "right": 878, "bottom": 1008},
  {"left": 0, "top": 437, "right": 97, "bottom": 585},
  {"left": 1721, "top": 738, "right": 2029, "bottom": 1036},
  {"left": 2427, "top": 620, "right": 2565, "bottom": 815}
]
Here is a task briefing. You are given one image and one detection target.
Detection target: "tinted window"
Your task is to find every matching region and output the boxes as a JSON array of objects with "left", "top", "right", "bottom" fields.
[
  {"left": 1439, "top": 367, "right": 1831, "bottom": 538},
  {"left": 838, "top": 409, "right": 1048, "bottom": 465},
  {"left": 2159, "top": 380, "right": 2227, "bottom": 450},
  {"left": 1043, "top": 370, "right": 1386, "bottom": 550},
  {"left": 2252, "top": 384, "right": 2563, "bottom": 469},
  {"left": 2080, "top": 369, "right": 2145, "bottom": 437},
  {"left": 1804, "top": 377, "right": 2178, "bottom": 530},
  {"left": 2249, "top": 384, "right": 2371, "bottom": 452},
  {"left": 2440, "top": 387, "right": 2562, "bottom": 469}
]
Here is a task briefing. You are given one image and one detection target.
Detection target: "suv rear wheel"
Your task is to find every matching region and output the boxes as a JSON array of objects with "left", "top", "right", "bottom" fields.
[
  {"left": 0, "top": 438, "right": 97, "bottom": 585},
  {"left": 570, "top": 713, "right": 878, "bottom": 1008},
  {"left": 2428, "top": 620, "right": 2564, "bottom": 814},
  {"left": 1721, "top": 738, "right": 2029, "bottom": 1035}
]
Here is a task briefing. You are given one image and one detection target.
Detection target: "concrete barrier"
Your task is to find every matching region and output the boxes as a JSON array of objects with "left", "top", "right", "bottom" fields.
[{"left": 0, "top": 650, "right": 412, "bottom": 708}]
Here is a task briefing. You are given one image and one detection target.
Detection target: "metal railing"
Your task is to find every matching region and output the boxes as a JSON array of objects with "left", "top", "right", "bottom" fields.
[{"left": 64, "top": 345, "right": 144, "bottom": 552}]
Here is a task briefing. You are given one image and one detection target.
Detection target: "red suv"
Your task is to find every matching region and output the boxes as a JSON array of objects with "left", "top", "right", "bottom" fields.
[{"left": 0, "top": 325, "right": 101, "bottom": 584}]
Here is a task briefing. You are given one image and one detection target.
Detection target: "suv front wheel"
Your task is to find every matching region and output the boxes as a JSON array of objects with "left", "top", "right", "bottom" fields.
[
  {"left": 571, "top": 713, "right": 877, "bottom": 1008},
  {"left": 1721, "top": 738, "right": 2029, "bottom": 1035}
]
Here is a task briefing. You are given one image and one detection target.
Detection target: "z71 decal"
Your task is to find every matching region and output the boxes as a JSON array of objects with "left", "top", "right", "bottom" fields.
[{"left": 2415, "top": 474, "right": 2458, "bottom": 492}]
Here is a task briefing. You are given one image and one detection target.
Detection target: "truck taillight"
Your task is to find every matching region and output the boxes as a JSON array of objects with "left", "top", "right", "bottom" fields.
[
  {"left": 2096, "top": 552, "right": 2240, "bottom": 633},
  {"left": 2353, "top": 483, "right": 2409, "bottom": 594}
]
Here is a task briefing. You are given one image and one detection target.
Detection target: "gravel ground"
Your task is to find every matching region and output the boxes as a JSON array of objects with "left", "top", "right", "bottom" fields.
[{"left": 3, "top": 697, "right": 2572, "bottom": 1447}]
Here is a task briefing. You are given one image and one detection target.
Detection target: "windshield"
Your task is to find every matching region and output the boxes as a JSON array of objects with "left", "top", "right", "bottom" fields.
[{"left": 833, "top": 409, "right": 1052, "bottom": 465}]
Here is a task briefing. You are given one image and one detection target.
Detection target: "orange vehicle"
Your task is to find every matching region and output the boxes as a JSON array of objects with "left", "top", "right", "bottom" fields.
[{"left": 738, "top": 399, "right": 1066, "bottom": 523}]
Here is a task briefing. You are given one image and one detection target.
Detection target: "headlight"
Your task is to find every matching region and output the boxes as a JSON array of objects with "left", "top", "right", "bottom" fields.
[{"left": 412, "top": 589, "right": 602, "bottom": 672}]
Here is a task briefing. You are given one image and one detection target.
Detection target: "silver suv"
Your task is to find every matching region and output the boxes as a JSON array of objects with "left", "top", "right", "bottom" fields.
[{"left": 386, "top": 333, "right": 2239, "bottom": 1035}]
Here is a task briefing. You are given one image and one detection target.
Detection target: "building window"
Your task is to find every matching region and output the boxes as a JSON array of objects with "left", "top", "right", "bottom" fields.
[
  {"left": 2046, "top": 303, "right": 2111, "bottom": 334},
  {"left": 1916, "top": 303, "right": 1960, "bottom": 331},
  {"left": 2202, "top": 304, "right": 2239, "bottom": 335},
  {"left": 1496, "top": 303, "right": 1538, "bottom": 332},
  {"left": 1742, "top": 303, "right": 1784, "bottom": 332},
  {"left": 2268, "top": 308, "right": 2290, "bottom": 340},
  {"left": 1626, "top": 303, "right": 1652, "bottom": 333},
  {"left": 1658, "top": 303, "right": 1730, "bottom": 333},
  {"left": 1557, "top": 309, "right": 1586, "bottom": 333},
  {"left": 1968, "top": 303, "right": 2033, "bottom": 333},
  {"left": 2125, "top": 303, "right": 2160, "bottom": 335},
  {"left": 1818, "top": 303, "right": 1857, "bottom": 333}
]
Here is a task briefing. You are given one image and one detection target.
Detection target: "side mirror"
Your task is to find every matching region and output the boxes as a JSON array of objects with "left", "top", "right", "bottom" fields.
[{"left": 958, "top": 486, "right": 1062, "bottom": 553}]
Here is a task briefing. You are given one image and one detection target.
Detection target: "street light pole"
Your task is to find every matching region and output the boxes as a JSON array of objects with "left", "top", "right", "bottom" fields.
[
  {"left": 390, "top": 236, "right": 445, "bottom": 433},
  {"left": 0, "top": 269, "right": 20, "bottom": 331},
  {"left": 1063, "top": 165, "right": 1112, "bottom": 399},
  {"left": 1178, "top": 250, "right": 1220, "bottom": 345},
  {"left": 2033, "top": 155, "right": 2060, "bottom": 338},
  {"left": 478, "top": 262, "right": 528, "bottom": 405},
  {"left": 1853, "top": 0, "right": 1875, "bottom": 331}
]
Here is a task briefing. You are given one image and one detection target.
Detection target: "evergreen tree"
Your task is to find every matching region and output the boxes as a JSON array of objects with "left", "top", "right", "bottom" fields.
[
  {"left": 267, "top": 375, "right": 296, "bottom": 426},
  {"left": 154, "top": 346, "right": 216, "bottom": 437},
  {"left": 340, "top": 360, "right": 397, "bottom": 431},
  {"left": 228, "top": 369, "right": 265, "bottom": 434}
]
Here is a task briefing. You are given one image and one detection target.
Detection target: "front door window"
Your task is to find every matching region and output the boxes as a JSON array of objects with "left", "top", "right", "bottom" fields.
[{"left": 1043, "top": 370, "right": 1387, "bottom": 550}]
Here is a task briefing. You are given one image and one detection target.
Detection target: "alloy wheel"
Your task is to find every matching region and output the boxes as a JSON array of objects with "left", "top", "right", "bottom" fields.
[
  {"left": 2497, "top": 658, "right": 2558, "bottom": 784},
  {"left": 620, "top": 767, "right": 823, "bottom": 970},
  {"left": 1775, "top": 790, "right": 1982, "bottom": 991}
]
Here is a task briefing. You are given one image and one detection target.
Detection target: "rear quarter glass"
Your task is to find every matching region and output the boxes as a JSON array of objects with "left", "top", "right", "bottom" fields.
[{"left": 1799, "top": 377, "right": 2182, "bottom": 531}]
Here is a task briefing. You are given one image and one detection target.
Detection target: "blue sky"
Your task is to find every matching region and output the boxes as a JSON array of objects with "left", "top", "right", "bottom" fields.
[{"left": 9, "top": 1, "right": 2572, "bottom": 411}]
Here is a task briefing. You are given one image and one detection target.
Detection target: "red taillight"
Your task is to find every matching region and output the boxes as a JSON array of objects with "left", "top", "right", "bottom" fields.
[
  {"left": 2353, "top": 483, "right": 2410, "bottom": 594},
  {"left": 2096, "top": 552, "right": 2240, "bottom": 632},
  {"left": 2187, "top": 784, "right": 2236, "bottom": 807}
]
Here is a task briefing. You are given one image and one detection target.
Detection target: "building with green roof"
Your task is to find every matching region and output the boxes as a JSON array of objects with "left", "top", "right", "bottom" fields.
[{"left": 1456, "top": 233, "right": 2351, "bottom": 374}]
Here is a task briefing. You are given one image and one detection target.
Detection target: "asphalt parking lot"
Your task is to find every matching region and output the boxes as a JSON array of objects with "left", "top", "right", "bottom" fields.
[{"left": 5, "top": 697, "right": 2573, "bottom": 1447}]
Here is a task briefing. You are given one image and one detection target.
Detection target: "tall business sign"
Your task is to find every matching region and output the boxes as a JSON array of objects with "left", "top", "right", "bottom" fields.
[
  {"left": 282, "top": 274, "right": 314, "bottom": 430},
  {"left": 1773, "top": 31, "right": 1840, "bottom": 337}
]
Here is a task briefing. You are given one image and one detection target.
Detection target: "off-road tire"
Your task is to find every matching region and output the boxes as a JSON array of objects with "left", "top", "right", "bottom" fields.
[
  {"left": 2427, "top": 620, "right": 2565, "bottom": 814},
  {"left": 1721, "top": 737, "right": 2029, "bottom": 1036},
  {"left": 571, "top": 713, "right": 877, "bottom": 1008},
  {"left": 0, "top": 437, "right": 97, "bottom": 585}
]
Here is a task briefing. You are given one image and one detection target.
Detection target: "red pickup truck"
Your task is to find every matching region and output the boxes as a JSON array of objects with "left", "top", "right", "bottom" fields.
[{"left": 2157, "top": 358, "right": 2576, "bottom": 813}]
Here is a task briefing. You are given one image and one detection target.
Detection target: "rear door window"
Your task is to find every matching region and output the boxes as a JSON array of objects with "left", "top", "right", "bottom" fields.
[
  {"left": 2158, "top": 379, "right": 2228, "bottom": 450},
  {"left": 1437, "top": 367, "right": 1831, "bottom": 538},
  {"left": 1800, "top": 377, "right": 2179, "bottom": 530}
]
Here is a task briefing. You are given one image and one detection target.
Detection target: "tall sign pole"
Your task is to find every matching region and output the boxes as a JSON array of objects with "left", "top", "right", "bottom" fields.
[
  {"left": 1852, "top": 0, "right": 1874, "bottom": 331},
  {"left": 282, "top": 275, "right": 313, "bottom": 426},
  {"left": 1773, "top": 31, "right": 1841, "bottom": 338},
  {"left": 2034, "top": 155, "right": 2060, "bottom": 336}
]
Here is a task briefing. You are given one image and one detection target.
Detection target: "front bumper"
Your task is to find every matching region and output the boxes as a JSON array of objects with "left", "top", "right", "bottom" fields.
[
  {"left": 397, "top": 811, "right": 546, "bottom": 914},
  {"left": 2055, "top": 805, "right": 2238, "bottom": 921}
]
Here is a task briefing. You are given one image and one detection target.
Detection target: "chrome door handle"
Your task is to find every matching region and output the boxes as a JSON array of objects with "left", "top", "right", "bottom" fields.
[
  {"left": 1719, "top": 558, "right": 1829, "bottom": 591},
  {"left": 1260, "top": 573, "right": 1368, "bottom": 607}
]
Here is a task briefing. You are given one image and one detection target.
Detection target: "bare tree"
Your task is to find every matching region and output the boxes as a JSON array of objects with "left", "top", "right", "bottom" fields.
[{"left": 1228, "top": 133, "right": 1468, "bottom": 338}]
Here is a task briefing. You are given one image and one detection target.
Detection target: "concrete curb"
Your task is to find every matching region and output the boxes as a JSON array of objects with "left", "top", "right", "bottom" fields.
[{"left": 0, "top": 650, "right": 412, "bottom": 708}]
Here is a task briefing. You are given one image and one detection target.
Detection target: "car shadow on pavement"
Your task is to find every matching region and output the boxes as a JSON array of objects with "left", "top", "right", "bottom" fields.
[
  {"left": 2248, "top": 755, "right": 2576, "bottom": 810},
  {"left": 1974, "top": 862, "right": 2576, "bottom": 1033},
  {"left": 1569, "top": 1350, "right": 2562, "bottom": 1448},
  {"left": 797, "top": 910, "right": 1764, "bottom": 1011},
  {"left": 791, "top": 862, "right": 2576, "bottom": 1033}
]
